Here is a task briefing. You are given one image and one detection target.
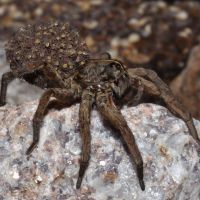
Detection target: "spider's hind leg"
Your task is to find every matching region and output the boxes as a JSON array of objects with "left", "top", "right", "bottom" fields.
[
  {"left": 0, "top": 71, "right": 15, "bottom": 106},
  {"left": 128, "top": 68, "right": 200, "bottom": 145}
]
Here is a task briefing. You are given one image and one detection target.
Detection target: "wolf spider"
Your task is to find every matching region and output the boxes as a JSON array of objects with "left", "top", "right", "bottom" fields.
[{"left": 1, "top": 22, "right": 199, "bottom": 190}]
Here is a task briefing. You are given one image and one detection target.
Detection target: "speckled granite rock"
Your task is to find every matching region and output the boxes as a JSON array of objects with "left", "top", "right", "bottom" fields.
[{"left": 0, "top": 102, "right": 199, "bottom": 200}]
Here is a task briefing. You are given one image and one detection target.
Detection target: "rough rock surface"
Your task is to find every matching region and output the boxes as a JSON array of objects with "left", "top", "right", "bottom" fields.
[{"left": 0, "top": 102, "right": 199, "bottom": 200}]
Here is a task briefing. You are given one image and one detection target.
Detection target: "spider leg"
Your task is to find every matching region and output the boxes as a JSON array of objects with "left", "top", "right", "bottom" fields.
[
  {"left": 126, "top": 80, "right": 144, "bottom": 107},
  {"left": 128, "top": 68, "right": 200, "bottom": 145},
  {"left": 45, "top": 99, "right": 69, "bottom": 112},
  {"left": 76, "top": 89, "right": 94, "bottom": 189},
  {"left": 96, "top": 91, "right": 145, "bottom": 190},
  {"left": 26, "top": 88, "right": 80, "bottom": 155},
  {"left": 0, "top": 71, "right": 15, "bottom": 106}
]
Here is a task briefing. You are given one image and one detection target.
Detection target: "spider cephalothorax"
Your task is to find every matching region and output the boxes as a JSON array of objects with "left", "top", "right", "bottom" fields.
[{"left": 1, "top": 21, "right": 199, "bottom": 191}]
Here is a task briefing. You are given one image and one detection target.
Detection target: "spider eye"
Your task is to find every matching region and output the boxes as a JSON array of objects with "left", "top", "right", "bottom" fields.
[
  {"left": 110, "top": 62, "right": 122, "bottom": 71},
  {"left": 110, "top": 63, "right": 116, "bottom": 68}
]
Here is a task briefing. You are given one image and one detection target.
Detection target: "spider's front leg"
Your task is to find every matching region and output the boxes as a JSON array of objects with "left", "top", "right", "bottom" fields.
[
  {"left": 128, "top": 68, "right": 200, "bottom": 145},
  {"left": 96, "top": 91, "right": 145, "bottom": 191},
  {"left": 26, "top": 88, "right": 80, "bottom": 155},
  {"left": 76, "top": 89, "right": 94, "bottom": 189}
]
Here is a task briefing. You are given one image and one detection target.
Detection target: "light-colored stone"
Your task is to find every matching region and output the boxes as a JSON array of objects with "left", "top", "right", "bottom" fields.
[
  {"left": 176, "top": 11, "right": 188, "bottom": 21},
  {"left": 128, "top": 33, "right": 141, "bottom": 43},
  {"left": 0, "top": 102, "right": 199, "bottom": 200}
]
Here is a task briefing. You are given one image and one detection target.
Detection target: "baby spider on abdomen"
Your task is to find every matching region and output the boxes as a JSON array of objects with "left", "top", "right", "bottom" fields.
[{"left": 1, "top": 21, "right": 199, "bottom": 191}]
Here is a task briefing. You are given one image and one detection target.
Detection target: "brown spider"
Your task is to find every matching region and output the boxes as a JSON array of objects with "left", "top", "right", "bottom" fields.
[{"left": 1, "top": 21, "right": 199, "bottom": 191}]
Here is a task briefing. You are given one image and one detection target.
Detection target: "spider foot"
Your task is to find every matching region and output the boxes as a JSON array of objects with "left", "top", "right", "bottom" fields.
[
  {"left": 26, "top": 142, "right": 37, "bottom": 155},
  {"left": 76, "top": 161, "right": 89, "bottom": 189},
  {"left": 137, "top": 163, "right": 145, "bottom": 191},
  {"left": 76, "top": 177, "right": 83, "bottom": 189},
  {"left": 139, "top": 179, "right": 145, "bottom": 191}
]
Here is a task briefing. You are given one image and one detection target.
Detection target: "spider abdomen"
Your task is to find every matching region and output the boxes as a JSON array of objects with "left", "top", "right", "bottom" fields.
[{"left": 5, "top": 21, "right": 90, "bottom": 87}]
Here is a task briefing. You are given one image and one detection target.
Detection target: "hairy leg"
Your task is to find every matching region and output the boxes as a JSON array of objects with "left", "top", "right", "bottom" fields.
[
  {"left": 126, "top": 79, "right": 144, "bottom": 107},
  {"left": 128, "top": 68, "right": 200, "bottom": 145},
  {"left": 45, "top": 99, "right": 69, "bottom": 112},
  {"left": 0, "top": 71, "right": 15, "bottom": 106},
  {"left": 26, "top": 88, "right": 80, "bottom": 155},
  {"left": 76, "top": 89, "right": 94, "bottom": 189},
  {"left": 96, "top": 91, "right": 145, "bottom": 190}
]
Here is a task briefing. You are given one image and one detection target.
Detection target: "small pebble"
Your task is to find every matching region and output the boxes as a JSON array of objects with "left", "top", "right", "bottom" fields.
[
  {"left": 128, "top": 33, "right": 141, "bottom": 43},
  {"left": 176, "top": 11, "right": 188, "bottom": 21}
]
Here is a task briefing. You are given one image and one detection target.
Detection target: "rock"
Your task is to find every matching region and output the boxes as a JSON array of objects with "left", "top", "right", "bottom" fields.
[
  {"left": 0, "top": 102, "right": 199, "bottom": 200},
  {"left": 170, "top": 45, "right": 200, "bottom": 120}
]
